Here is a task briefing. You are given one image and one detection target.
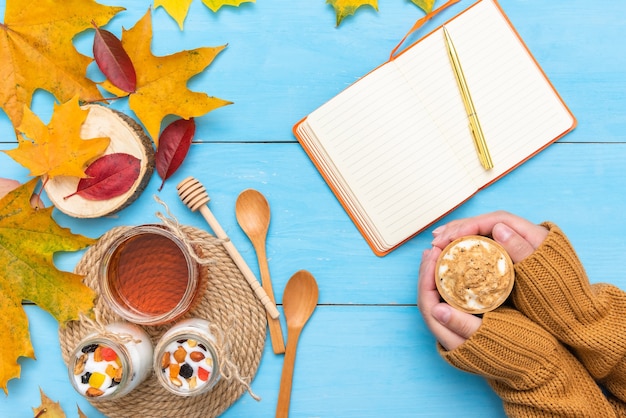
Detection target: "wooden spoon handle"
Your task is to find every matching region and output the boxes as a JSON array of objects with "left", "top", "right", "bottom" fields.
[
  {"left": 198, "top": 205, "right": 280, "bottom": 319},
  {"left": 257, "top": 245, "right": 285, "bottom": 354},
  {"left": 276, "top": 329, "right": 300, "bottom": 418}
]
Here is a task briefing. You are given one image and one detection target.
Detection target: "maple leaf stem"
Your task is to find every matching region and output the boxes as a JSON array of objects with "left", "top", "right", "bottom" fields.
[{"left": 34, "top": 409, "right": 47, "bottom": 418}]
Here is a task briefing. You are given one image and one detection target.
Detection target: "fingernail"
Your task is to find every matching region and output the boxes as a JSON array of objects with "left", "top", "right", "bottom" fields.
[
  {"left": 494, "top": 223, "right": 513, "bottom": 242},
  {"left": 432, "top": 225, "right": 446, "bottom": 237},
  {"left": 432, "top": 304, "right": 451, "bottom": 324}
]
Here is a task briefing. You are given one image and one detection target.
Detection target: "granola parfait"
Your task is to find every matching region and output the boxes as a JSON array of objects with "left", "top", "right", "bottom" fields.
[{"left": 435, "top": 235, "right": 514, "bottom": 314}]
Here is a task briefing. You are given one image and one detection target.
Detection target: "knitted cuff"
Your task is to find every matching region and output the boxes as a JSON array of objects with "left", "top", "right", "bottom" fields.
[
  {"left": 439, "top": 308, "right": 565, "bottom": 391},
  {"left": 439, "top": 308, "right": 615, "bottom": 416},
  {"left": 512, "top": 222, "right": 626, "bottom": 380}
]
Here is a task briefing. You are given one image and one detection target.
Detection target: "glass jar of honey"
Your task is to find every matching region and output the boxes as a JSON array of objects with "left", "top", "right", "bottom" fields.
[{"left": 99, "top": 225, "right": 201, "bottom": 325}]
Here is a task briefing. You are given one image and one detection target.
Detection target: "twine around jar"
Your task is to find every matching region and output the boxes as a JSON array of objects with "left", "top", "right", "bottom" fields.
[{"left": 58, "top": 205, "right": 267, "bottom": 418}]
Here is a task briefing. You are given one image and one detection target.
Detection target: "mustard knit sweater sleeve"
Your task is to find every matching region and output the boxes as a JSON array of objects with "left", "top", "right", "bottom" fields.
[{"left": 437, "top": 223, "right": 626, "bottom": 417}]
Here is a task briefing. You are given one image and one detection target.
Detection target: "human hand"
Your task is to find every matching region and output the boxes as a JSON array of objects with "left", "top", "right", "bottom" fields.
[
  {"left": 418, "top": 246, "right": 482, "bottom": 351},
  {"left": 418, "top": 211, "right": 548, "bottom": 351},
  {"left": 431, "top": 210, "right": 548, "bottom": 264}
]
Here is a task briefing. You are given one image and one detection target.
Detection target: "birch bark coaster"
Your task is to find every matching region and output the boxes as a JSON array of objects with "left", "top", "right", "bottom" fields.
[
  {"left": 59, "top": 225, "right": 266, "bottom": 418},
  {"left": 435, "top": 235, "right": 514, "bottom": 314},
  {"left": 45, "top": 105, "right": 154, "bottom": 218}
]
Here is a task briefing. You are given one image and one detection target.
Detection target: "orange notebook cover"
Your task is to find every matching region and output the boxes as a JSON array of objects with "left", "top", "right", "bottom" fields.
[{"left": 293, "top": 0, "right": 576, "bottom": 256}]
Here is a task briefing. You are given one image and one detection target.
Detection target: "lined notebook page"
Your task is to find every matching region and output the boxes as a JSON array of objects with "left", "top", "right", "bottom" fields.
[
  {"left": 302, "top": 60, "right": 477, "bottom": 248},
  {"left": 297, "top": 0, "right": 575, "bottom": 253},
  {"left": 396, "top": 0, "right": 575, "bottom": 186}
]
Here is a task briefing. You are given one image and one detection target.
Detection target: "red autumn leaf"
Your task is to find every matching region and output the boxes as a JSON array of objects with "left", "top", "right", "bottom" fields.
[
  {"left": 93, "top": 23, "right": 136, "bottom": 93},
  {"left": 155, "top": 118, "right": 196, "bottom": 191},
  {"left": 64, "top": 153, "right": 141, "bottom": 201}
]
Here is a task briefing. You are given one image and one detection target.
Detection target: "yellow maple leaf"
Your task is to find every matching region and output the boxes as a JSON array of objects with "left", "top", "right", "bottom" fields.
[
  {"left": 0, "top": 0, "right": 124, "bottom": 129},
  {"left": 409, "top": 0, "right": 436, "bottom": 14},
  {"left": 4, "top": 96, "right": 110, "bottom": 179},
  {"left": 0, "top": 179, "right": 96, "bottom": 394},
  {"left": 327, "top": 0, "right": 378, "bottom": 26},
  {"left": 102, "top": 10, "right": 232, "bottom": 143},
  {"left": 33, "top": 388, "right": 66, "bottom": 418},
  {"left": 202, "top": 0, "right": 256, "bottom": 13},
  {"left": 155, "top": 0, "right": 193, "bottom": 30},
  {"left": 155, "top": 0, "right": 255, "bottom": 29}
]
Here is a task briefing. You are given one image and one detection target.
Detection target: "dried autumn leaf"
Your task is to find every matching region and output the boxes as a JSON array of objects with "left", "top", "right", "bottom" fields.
[
  {"left": 0, "top": 178, "right": 20, "bottom": 199},
  {"left": 201, "top": 0, "right": 256, "bottom": 13},
  {"left": 327, "top": 0, "right": 378, "bottom": 26},
  {"left": 0, "top": 178, "right": 45, "bottom": 209},
  {"left": 409, "top": 0, "right": 436, "bottom": 13},
  {"left": 154, "top": 0, "right": 193, "bottom": 30},
  {"left": 0, "top": 0, "right": 123, "bottom": 129},
  {"left": 155, "top": 0, "right": 255, "bottom": 29},
  {"left": 65, "top": 153, "right": 141, "bottom": 201},
  {"left": 33, "top": 388, "right": 66, "bottom": 418},
  {"left": 0, "top": 179, "right": 96, "bottom": 394},
  {"left": 3, "top": 96, "right": 110, "bottom": 179},
  {"left": 101, "top": 10, "right": 232, "bottom": 143},
  {"left": 93, "top": 24, "right": 137, "bottom": 93},
  {"left": 156, "top": 118, "right": 196, "bottom": 190}
]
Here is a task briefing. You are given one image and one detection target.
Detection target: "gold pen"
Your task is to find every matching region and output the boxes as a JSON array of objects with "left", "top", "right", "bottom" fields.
[{"left": 442, "top": 26, "right": 494, "bottom": 170}]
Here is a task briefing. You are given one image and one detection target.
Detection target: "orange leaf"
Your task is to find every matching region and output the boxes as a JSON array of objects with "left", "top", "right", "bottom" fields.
[
  {"left": 327, "top": 0, "right": 378, "bottom": 26},
  {"left": 0, "top": 0, "right": 124, "bottom": 129},
  {"left": 0, "top": 179, "right": 96, "bottom": 394},
  {"left": 3, "top": 96, "right": 110, "bottom": 179},
  {"left": 102, "top": 10, "right": 232, "bottom": 143}
]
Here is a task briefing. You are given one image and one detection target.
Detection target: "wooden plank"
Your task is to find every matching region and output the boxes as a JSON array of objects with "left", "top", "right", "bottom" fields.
[
  {"left": 0, "top": 1, "right": 624, "bottom": 143},
  {"left": 2, "top": 141, "right": 626, "bottom": 305},
  {"left": 2, "top": 305, "right": 504, "bottom": 418}
]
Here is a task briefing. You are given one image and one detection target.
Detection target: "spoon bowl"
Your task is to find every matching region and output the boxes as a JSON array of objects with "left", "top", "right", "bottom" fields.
[
  {"left": 276, "top": 270, "right": 319, "bottom": 418},
  {"left": 236, "top": 189, "right": 285, "bottom": 353}
]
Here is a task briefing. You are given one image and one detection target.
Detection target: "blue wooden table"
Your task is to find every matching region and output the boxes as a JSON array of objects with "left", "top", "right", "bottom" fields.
[{"left": 1, "top": 0, "right": 626, "bottom": 416}]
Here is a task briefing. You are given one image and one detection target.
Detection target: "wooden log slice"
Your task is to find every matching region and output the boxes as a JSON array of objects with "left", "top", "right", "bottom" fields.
[{"left": 45, "top": 105, "right": 154, "bottom": 218}]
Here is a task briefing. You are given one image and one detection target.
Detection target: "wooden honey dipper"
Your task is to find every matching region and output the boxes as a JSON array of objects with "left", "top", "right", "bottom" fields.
[{"left": 177, "top": 177, "right": 280, "bottom": 319}]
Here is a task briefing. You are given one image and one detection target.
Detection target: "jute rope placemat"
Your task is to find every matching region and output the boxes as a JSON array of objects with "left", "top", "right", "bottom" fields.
[{"left": 59, "top": 225, "right": 267, "bottom": 418}]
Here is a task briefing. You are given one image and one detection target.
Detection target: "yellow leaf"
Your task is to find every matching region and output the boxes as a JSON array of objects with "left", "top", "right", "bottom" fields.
[
  {"left": 327, "top": 0, "right": 378, "bottom": 26},
  {"left": 120, "top": 10, "right": 232, "bottom": 143},
  {"left": 0, "top": 179, "right": 96, "bottom": 394},
  {"left": 0, "top": 0, "right": 124, "bottom": 129},
  {"left": 409, "top": 0, "right": 436, "bottom": 13},
  {"left": 4, "top": 96, "right": 110, "bottom": 179},
  {"left": 155, "top": 0, "right": 194, "bottom": 30},
  {"left": 202, "top": 0, "right": 256, "bottom": 13},
  {"left": 33, "top": 388, "right": 66, "bottom": 418}
]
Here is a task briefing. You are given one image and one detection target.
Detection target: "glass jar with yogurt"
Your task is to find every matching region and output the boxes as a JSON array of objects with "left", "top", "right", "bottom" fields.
[
  {"left": 68, "top": 322, "right": 153, "bottom": 400},
  {"left": 153, "top": 318, "right": 221, "bottom": 396}
]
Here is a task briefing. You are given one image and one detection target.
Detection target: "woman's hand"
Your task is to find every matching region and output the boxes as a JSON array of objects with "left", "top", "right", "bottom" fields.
[
  {"left": 417, "top": 211, "right": 549, "bottom": 351},
  {"left": 431, "top": 210, "right": 548, "bottom": 262}
]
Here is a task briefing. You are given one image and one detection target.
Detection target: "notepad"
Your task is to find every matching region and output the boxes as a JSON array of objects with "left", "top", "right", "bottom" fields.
[{"left": 293, "top": 0, "right": 576, "bottom": 256}]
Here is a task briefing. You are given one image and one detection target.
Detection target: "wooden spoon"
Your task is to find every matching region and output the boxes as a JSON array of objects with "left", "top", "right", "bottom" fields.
[
  {"left": 276, "top": 270, "right": 319, "bottom": 418},
  {"left": 236, "top": 189, "right": 285, "bottom": 353}
]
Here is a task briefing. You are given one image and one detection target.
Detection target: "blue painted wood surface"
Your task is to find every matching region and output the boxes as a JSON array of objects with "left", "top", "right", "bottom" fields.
[{"left": 1, "top": 0, "right": 625, "bottom": 417}]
